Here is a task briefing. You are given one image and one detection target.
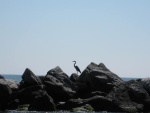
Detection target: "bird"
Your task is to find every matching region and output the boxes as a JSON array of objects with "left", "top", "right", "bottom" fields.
[{"left": 73, "top": 61, "right": 81, "bottom": 74}]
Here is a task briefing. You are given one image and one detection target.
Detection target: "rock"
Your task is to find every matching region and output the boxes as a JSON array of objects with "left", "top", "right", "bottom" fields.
[
  {"left": 57, "top": 95, "right": 120, "bottom": 112},
  {"left": 5, "top": 79, "right": 19, "bottom": 91},
  {"left": 107, "top": 80, "right": 144, "bottom": 112},
  {"left": 10, "top": 85, "right": 45, "bottom": 105},
  {"left": 143, "top": 97, "right": 150, "bottom": 111},
  {"left": 128, "top": 80, "right": 149, "bottom": 103},
  {"left": 72, "top": 104, "right": 94, "bottom": 112},
  {"left": 141, "top": 78, "right": 150, "bottom": 95},
  {"left": 83, "top": 95, "right": 121, "bottom": 112},
  {"left": 73, "top": 82, "right": 90, "bottom": 98},
  {"left": 77, "top": 62, "right": 123, "bottom": 92},
  {"left": 38, "top": 76, "right": 45, "bottom": 84},
  {"left": 0, "top": 79, "right": 18, "bottom": 92},
  {"left": 0, "top": 75, "right": 4, "bottom": 79},
  {"left": 20, "top": 68, "right": 42, "bottom": 88},
  {"left": 44, "top": 66, "right": 77, "bottom": 102},
  {"left": 8, "top": 99, "right": 20, "bottom": 110},
  {"left": 46, "top": 66, "right": 77, "bottom": 90},
  {"left": 28, "top": 89, "right": 56, "bottom": 111},
  {"left": 70, "top": 73, "right": 79, "bottom": 82},
  {"left": 0, "top": 79, "right": 12, "bottom": 110}
]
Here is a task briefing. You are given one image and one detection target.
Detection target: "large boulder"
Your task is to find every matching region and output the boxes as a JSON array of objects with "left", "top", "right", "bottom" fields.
[
  {"left": 0, "top": 79, "right": 12, "bottom": 110},
  {"left": 9, "top": 85, "right": 56, "bottom": 111},
  {"left": 128, "top": 80, "right": 149, "bottom": 103},
  {"left": 44, "top": 66, "right": 76, "bottom": 102},
  {"left": 70, "top": 73, "right": 79, "bottom": 82},
  {"left": 20, "top": 68, "right": 42, "bottom": 88},
  {"left": 46, "top": 66, "right": 77, "bottom": 90},
  {"left": 107, "top": 80, "right": 144, "bottom": 112},
  {"left": 0, "top": 75, "right": 4, "bottom": 79},
  {"left": 28, "top": 89, "right": 56, "bottom": 111},
  {"left": 57, "top": 95, "right": 121, "bottom": 112},
  {"left": 9, "top": 85, "right": 45, "bottom": 105},
  {"left": 141, "top": 78, "right": 150, "bottom": 95},
  {"left": 77, "top": 62, "right": 123, "bottom": 92},
  {"left": 0, "top": 78, "right": 18, "bottom": 92},
  {"left": 5, "top": 79, "right": 18, "bottom": 92}
]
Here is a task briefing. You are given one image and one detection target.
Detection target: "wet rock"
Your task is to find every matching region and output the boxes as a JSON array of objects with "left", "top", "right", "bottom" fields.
[{"left": 72, "top": 104, "right": 94, "bottom": 112}]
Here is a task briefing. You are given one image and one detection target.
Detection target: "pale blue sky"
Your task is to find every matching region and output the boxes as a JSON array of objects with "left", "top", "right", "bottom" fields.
[{"left": 0, "top": 0, "right": 150, "bottom": 78}]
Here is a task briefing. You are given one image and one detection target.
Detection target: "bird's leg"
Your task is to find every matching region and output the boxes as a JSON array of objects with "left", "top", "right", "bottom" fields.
[{"left": 77, "top": 71, "right": 78, "bottom": 75}]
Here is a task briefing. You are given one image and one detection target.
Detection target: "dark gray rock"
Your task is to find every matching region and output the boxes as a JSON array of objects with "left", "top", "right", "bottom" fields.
[
  {"left": 70, "top": 73, "right": 79, "bottom": 82},
  {"left": 9, "top": 85, "right": 56, "bottom": 111},
  {"left": 141, "top": 78, "right": 150, "bottom": 95},
  {"left": 10, "top": 85, "right": 45, "bottom": 105},
  {"left": 44, "top": 66, "right": 76, "bottom": 102},
  {"left": 73, "top": 82, "right": 90, "bottom": 98},
  {"left": 0, "top": 75, "right": 4, "bottom": 79},
  {"left": 28, "top": 89, "right": 56, "bottom": 111},
  {"left": 0, "top": 79, "right": 18, "bottom": 92},
  {"left": 143, "top": 97, "right": 150, "bottom": 111},
  {"left": 77, "top": 62, "right": 123, "bottom": 92},
  {"left": 8, "top": 99, "right": 19, "bottom": 110},
  {"left": 128, "top": 81, "right": 149, "bottom": 103},
  {"left": 46, "top": 66, "right": 77, "bottom": 90},
  {"left": 0, "top": 79, "right": 12, "bottom": 110},
  {"left": 5, "top": 79, "right": 19, "bottom": 92},
  {"left": 107, "top": 80, "right": 144, "bottom": 112},
  {"left": 38, "top": 76, "right": 45, "bottom": 84},
  {"left": 20, "top": 68, "right": 42, "bottom": 88},
  {"left": 57, "top": 95, "right": 121, "bottom": 112}
]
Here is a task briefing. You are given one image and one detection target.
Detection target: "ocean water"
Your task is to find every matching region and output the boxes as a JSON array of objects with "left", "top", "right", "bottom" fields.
[
  {"left": 2, "top": 74, "right": 22, "bottom": 83},
  {"left": 1, "top": 74, "right": 141, "bottom": 83}
]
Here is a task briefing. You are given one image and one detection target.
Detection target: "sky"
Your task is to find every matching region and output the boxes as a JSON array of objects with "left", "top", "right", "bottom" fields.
[{"left": 0, "top": 0, "right": 150, "bottom": 78}]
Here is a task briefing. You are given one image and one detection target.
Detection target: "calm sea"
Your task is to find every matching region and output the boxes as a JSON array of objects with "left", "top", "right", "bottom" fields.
[{"left": 1, "top": 74, "right": 141, "bottom": 83}]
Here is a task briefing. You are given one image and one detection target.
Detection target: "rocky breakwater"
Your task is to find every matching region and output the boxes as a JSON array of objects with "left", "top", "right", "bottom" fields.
[{"left": 0, "top": 62, "right": 150, "bottom": 112}]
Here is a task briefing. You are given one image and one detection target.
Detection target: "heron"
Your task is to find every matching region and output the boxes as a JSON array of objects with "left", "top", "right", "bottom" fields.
[{"left": 73, "top": 61, "right": 81, "bottom": 74}]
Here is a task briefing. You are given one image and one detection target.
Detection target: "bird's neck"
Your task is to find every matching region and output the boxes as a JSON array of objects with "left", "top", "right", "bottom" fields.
[{"left": 74, "top": 62, "right": 76, "bottom": 67}]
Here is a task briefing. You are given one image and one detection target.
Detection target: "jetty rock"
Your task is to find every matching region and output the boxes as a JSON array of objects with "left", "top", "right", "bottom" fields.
[
  {"left": 0, "top": 75, "right": 4, "bottom": 79},
  {"left": 0, "top": 79, "right": 12, "bottom": 110},
  {"left": 70, "top": 73, "right": 79, "bottom": 82},
  {"left": 77, "top": 62, "right": 123, "bottom": 92},
  {"left": 2, "top": 62, "right": 150, "bottom": 112},
  {"left": 141, "top": 78, "right": 150, "bottom": 95},
  {"left": 20, "top": 68, "right": 43, "bottom": 88},
  {"left": 44, "top": 66, "right": 77, "bottom": 102}
]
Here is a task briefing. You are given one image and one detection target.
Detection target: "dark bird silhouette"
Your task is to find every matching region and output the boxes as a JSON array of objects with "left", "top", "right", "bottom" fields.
[{"left": 73, "top": 61, "right": 81, "bottom": 74}]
